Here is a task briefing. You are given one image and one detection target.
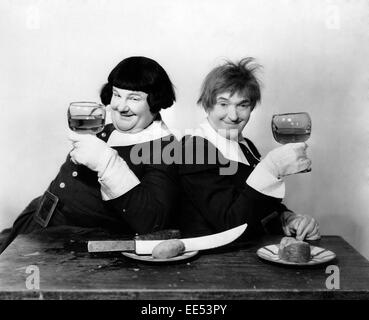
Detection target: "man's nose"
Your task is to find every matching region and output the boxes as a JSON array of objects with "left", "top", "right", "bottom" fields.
[
  {"left": 116, "top": 101, "right": 129, "bottom": 112},
  {"left": 227, "top": 105, "right": 238, "bottom": 121}
]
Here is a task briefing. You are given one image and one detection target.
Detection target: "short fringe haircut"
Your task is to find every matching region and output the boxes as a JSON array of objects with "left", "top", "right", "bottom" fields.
[{"left": 100, "top": 56, "right": 176, "bottom": 114}]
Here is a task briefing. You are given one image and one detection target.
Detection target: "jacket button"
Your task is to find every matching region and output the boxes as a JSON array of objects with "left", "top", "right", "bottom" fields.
[
  {"left": 101, "top": 132, "right": 106, "bottom": 138},
  {"left": 122, "top": 209, "right": 126, "bottom": 213},
  {"left": 72, "top": 171, "right": 78, "bottom": 177},
  {"left": 59, "top": 182, "right": 66, "bottom": 188}
]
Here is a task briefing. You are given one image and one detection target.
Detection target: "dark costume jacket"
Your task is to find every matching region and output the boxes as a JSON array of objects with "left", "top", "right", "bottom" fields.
[
  {"left": 0, "top": 120, "right": 179, "bottom": 253},
  {"left": 178, "top": 120, "right": 289, "bottom": 239}
]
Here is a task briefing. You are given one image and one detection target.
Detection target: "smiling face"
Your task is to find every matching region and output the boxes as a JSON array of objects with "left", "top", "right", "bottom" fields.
[
  {"left": 110, "top": 87, "right": 156, "bottom": 133},
  {"left": 207, "top": 91, "right": 253, "bottom": 140}
]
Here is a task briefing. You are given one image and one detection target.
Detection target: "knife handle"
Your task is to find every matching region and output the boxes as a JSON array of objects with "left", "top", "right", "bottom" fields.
[{"left": 134, "top": 229, "right": 181, "bottom": 240}]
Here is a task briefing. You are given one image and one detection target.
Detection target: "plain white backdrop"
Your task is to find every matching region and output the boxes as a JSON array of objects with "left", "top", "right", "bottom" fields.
[{"left": 1, "top": 0, "right": 369, "bottom": 259}]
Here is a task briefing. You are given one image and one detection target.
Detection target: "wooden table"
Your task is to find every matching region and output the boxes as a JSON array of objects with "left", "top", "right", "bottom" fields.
[{"left": 1, "top": 227, "right": 369, "bottom": 300}]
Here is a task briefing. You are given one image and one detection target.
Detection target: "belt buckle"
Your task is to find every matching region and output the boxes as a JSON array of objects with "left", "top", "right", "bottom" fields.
[{"left": 34, "top": 191, "right": 59, "bottom": 228}]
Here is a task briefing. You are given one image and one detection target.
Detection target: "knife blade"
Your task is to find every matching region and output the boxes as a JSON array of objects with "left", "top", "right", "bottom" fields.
[{"left": 88, "top": 223, "right": 247, "bottom": 254}]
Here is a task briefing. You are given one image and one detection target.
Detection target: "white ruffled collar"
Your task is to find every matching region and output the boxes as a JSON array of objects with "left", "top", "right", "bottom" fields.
[
  {"left": 194, "top": 119, "right": 252, "bottom": 165},
  {"left": 107, "top": 119, "right": 172, "bottom": 147}
]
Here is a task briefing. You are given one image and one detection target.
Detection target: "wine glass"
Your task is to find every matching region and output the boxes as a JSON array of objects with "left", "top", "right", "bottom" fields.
[
  {"left": 271, "top": 112, "right": 312, "bottom": 173},
  {"left": 68, "top": 102, "right": 105, "bottom": 134}
]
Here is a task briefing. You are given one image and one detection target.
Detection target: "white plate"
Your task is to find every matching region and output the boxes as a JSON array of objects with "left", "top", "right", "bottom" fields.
[
  {"left": 256, "top": 244, "right": 336, "bottom": 266},
  {"left": 122, "top": 251, "right": 199, "bottom": 263}
]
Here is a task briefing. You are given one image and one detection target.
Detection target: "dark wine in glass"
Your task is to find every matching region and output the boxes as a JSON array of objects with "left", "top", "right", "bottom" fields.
[
  {"left": 271, "top": 112, "right": 312, "bottom": 173},
  {"left": 68, "top": 102, "right": 105, "bottom": 134}
]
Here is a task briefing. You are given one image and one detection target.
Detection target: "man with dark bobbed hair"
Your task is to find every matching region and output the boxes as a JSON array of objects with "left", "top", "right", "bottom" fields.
[
  {"left": 1, "top": 56, "right": 180, "bottom": 254},
  {"left": 100, "top": 56, "right": 176, "bottom": 113}
]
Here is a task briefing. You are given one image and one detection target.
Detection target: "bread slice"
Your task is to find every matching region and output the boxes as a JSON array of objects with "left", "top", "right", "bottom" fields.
[{"left": 278, "top": 237, "right": 311, "bottom": 263}]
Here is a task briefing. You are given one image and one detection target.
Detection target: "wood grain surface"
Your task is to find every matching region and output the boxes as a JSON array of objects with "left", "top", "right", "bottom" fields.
[{"left": 0, "top": 227, "right": 368, "bottom": 299}]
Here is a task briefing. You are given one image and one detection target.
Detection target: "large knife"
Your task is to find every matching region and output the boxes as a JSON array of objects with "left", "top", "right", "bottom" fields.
[{"left": 88, "top": 223, "right": 247, "bottom": 254}]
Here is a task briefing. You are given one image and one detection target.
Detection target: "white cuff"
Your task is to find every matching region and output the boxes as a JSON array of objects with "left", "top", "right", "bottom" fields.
[
  {"left": 96, "top": 147, "right": 117, "bottom": 175},
  {"left": 246, "top": 161, "right": 285, "bottom": 198},
  {"left": 98, "top": 153, "right": 140, "bottom": 200}
]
